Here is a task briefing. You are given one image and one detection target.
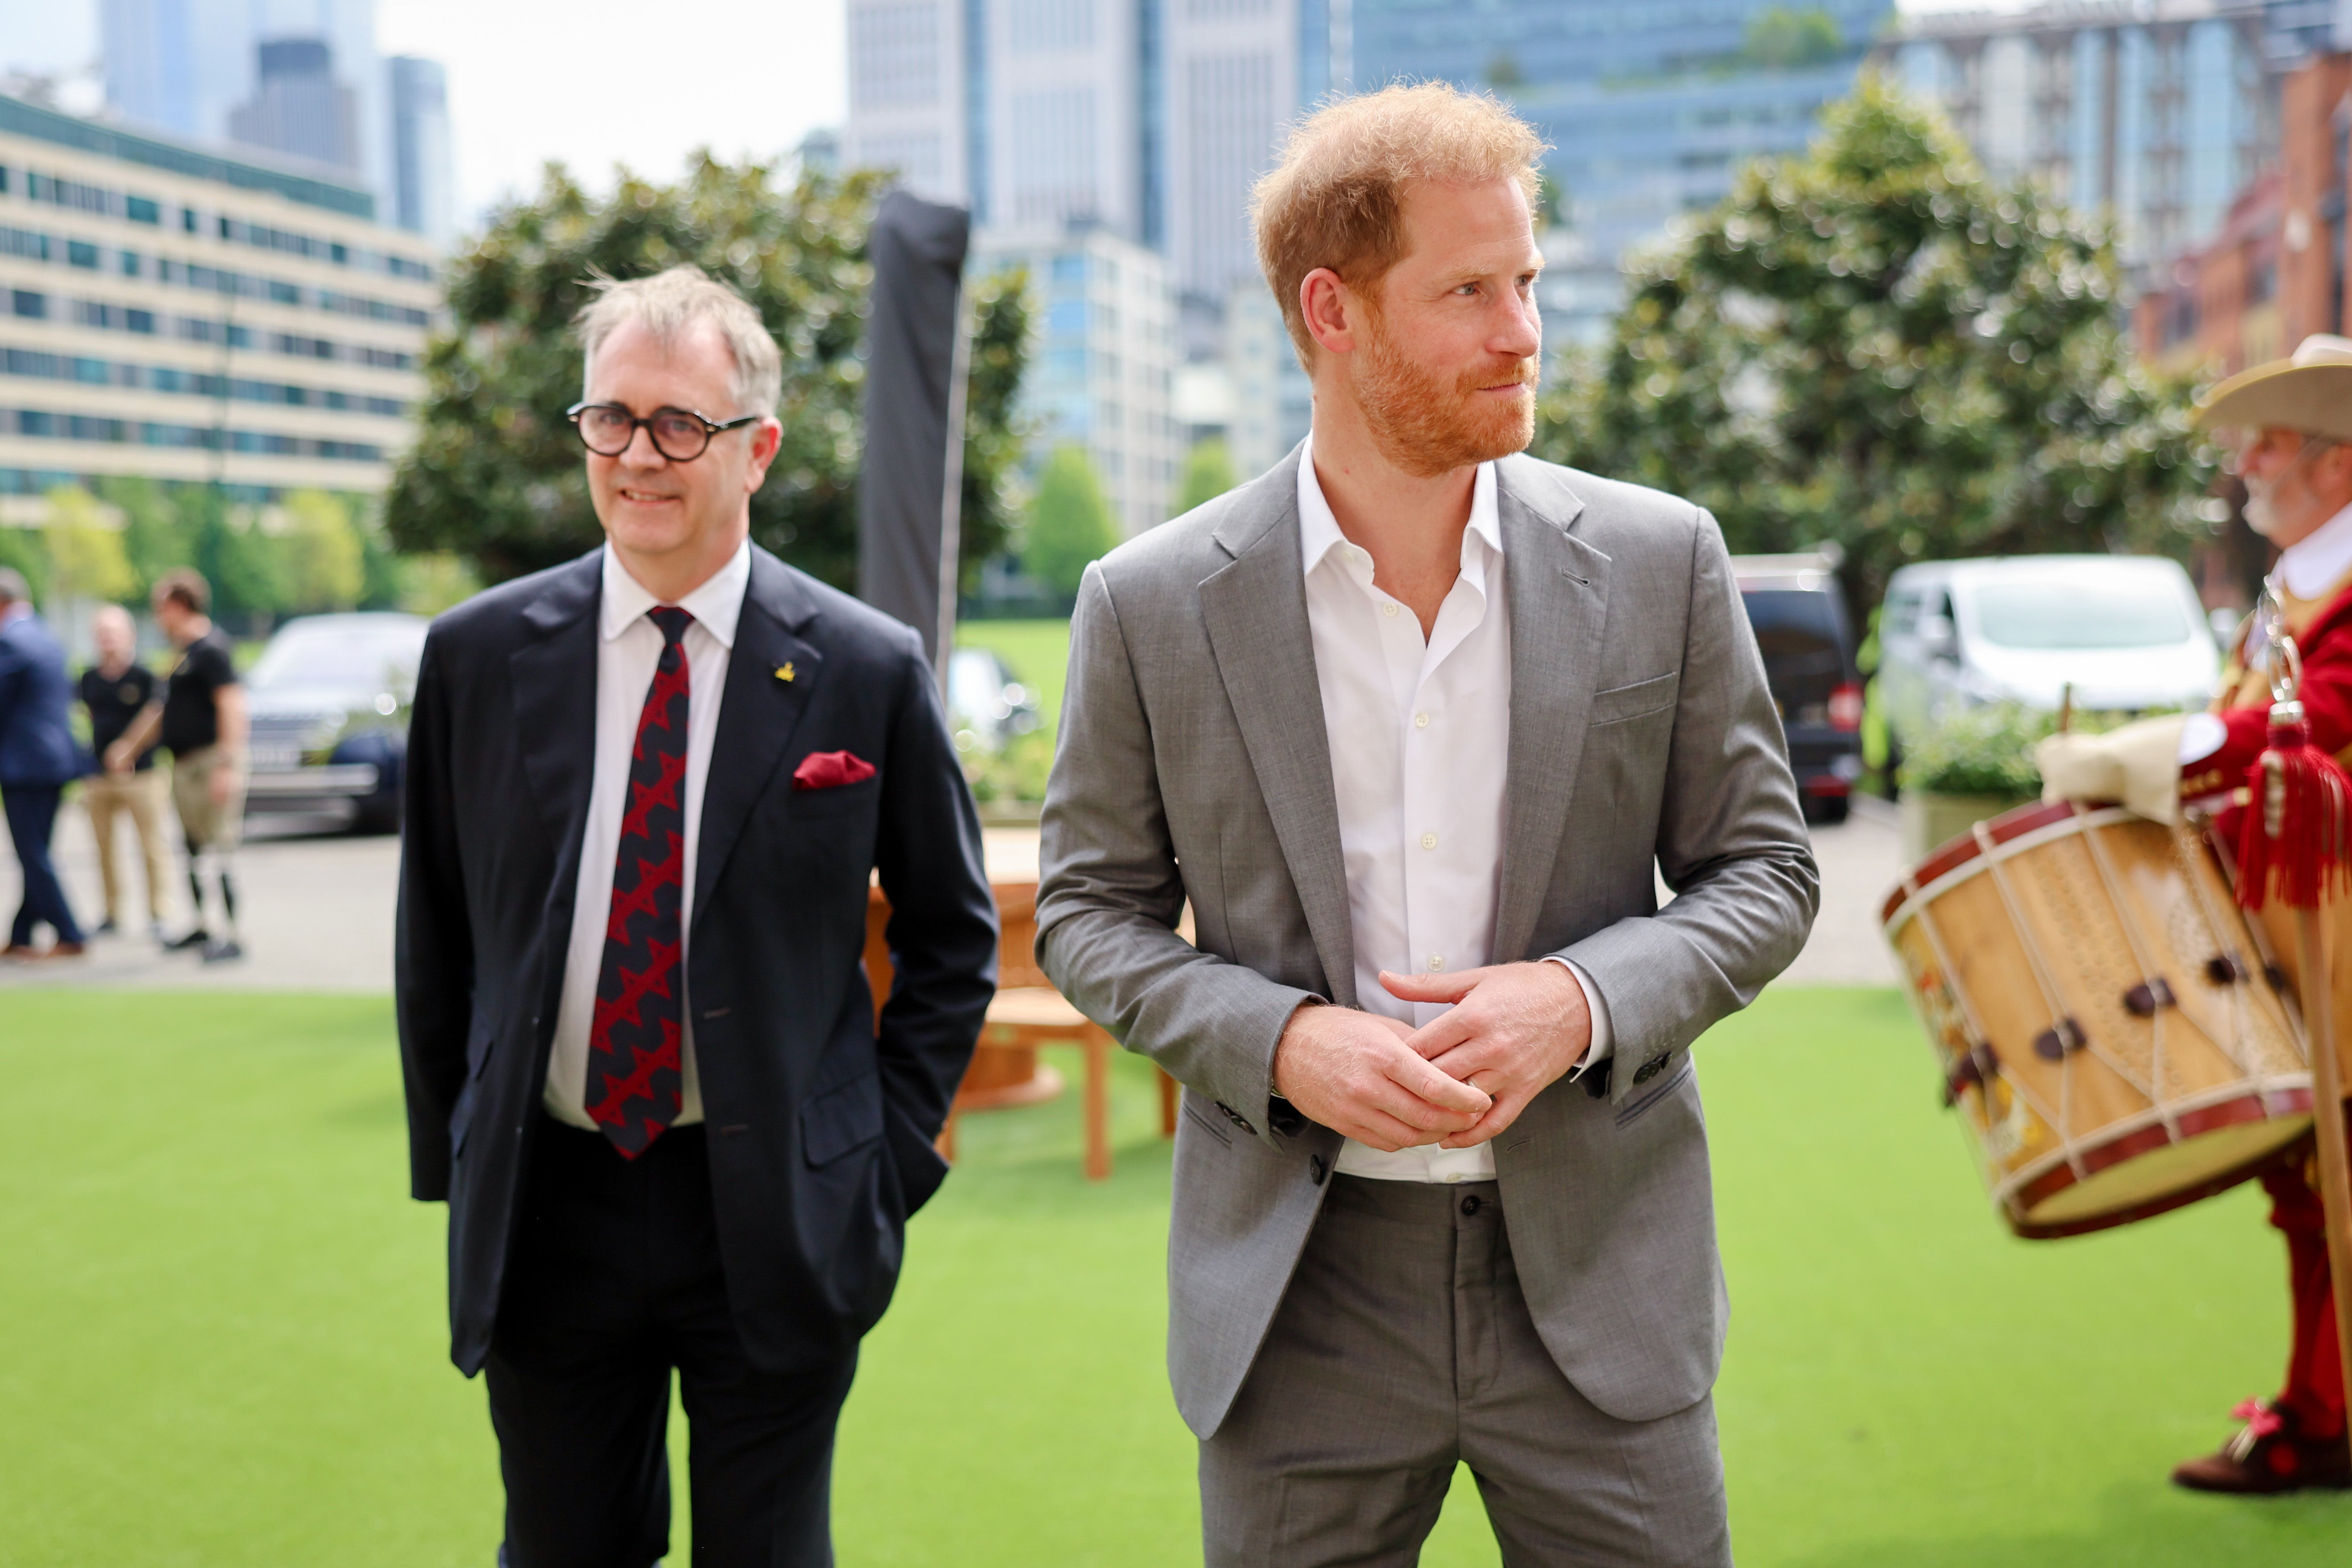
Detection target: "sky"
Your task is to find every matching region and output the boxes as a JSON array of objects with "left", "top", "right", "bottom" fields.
[
  {"left": 0, "top": 0, "right": 2015, "bottom": 231},
  {"left": 0, "top": 0, "right": 847, "bottom": 225}
]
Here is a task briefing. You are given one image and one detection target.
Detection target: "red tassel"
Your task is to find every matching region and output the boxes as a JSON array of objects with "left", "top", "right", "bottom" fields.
[{"left": 2238, "top": 709, "right": 2352, "bottom": 912}]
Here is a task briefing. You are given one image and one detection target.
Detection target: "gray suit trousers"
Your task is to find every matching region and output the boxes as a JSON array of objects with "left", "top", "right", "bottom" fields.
[{"left": 1200, "top": 1176, "right": 1733, "bottom": 1568}]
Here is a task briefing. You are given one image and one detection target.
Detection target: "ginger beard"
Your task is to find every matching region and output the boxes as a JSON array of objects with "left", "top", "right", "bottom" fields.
[{"left": 1349, "top": 294, "right": 1538, "bottom": 479}]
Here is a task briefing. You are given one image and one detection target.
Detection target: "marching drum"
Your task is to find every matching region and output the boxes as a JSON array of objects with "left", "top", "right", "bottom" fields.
[{"left": 1883, "top": 800, "right": 2319, "bottom": 1239}]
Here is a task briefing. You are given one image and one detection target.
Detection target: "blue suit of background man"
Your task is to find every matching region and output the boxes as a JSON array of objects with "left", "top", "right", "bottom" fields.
[{"left": 0, "top": 594, "right": 89, "bottom": 950}]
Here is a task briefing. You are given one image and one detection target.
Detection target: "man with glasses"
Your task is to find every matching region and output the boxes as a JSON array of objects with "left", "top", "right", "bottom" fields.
[
  {"left": 2043, "top": 332, "right": 2352, "bottom": 1494},
  {"left": 398, "top": 264, "right": 996, "bottom": 1564}
]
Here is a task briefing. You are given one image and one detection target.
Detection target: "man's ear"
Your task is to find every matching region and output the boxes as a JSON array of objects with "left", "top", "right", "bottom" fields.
[
  {"left": 1299, "top": 267, "right": 1359, "bottom": 358},
  {"left": 745, "top": 416, "right": 785, "bottom": 491},
  {"left": 2312, "top": 438, "right": 2352, "bottom": 508}
]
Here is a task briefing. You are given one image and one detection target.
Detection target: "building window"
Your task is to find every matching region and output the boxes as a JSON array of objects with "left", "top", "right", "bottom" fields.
[
  {"left": 126, "top": 197, "right": 159, "bottom": 225},
  {"left": 12, "top": 291, "right": 45, "bottom": 319},
  {"left": 67, "top": 241, "right": 98, "bottom": 269}
]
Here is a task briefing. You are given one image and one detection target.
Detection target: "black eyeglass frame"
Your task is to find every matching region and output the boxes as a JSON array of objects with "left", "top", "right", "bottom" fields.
[{"left": 565, "top": 401, "right": 762, "bottom": 462}]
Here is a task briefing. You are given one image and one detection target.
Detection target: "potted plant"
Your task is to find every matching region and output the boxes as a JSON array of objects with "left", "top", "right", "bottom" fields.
[{"left": 1895, "top": 703, "right": 2046, "bottom": 862}]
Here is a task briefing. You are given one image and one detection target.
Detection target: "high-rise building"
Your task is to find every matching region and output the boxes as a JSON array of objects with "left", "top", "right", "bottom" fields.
[
  {"left": 98, "top": 0, "right": 417, "bottom": 236},
  {"left": 229, "top": 39, "right": 361, "bottom": 175},
  {"left": 1875, "top": 1, "right": 2295, "bottom": 273},
  {"left": 0, "top": 90, "right": 438, "bottom": 500},
  {"left": 388, "top": 56, "right": 454, "bottom": 245},
  {"left": 973, "top": 223, "right": 1179, "bottom": 536}
]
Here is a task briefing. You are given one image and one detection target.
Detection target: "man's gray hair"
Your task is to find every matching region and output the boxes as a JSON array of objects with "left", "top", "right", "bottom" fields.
[
  {"left": 576, "top": 264, "right": 783, "bottom": 419},
  {"left": 0, "top": 568, "right": 27, "bottom": 606}
]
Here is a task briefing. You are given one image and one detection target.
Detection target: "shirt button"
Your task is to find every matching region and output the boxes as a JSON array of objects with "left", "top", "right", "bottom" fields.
[
  {"left": 1414, "top": 712, "right": 1430, "bottom": 728},
  {"left": 1382, "top": 602, "right": 1399, "bottom": 618},
  {"left": 1428, "top": 955, "right": 1446, "bottom": 971},
  {"left": 1421, "top": 832, "right": 1438, "bottom": 850},
  {"left": 1443, "top": 1171, "right": 1465, "bottom": 1185}
]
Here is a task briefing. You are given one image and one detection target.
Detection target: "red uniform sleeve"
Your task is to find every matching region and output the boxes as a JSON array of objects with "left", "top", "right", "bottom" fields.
[{"left": 2193, "top": 590, "right": 2352, "bottom": 791}]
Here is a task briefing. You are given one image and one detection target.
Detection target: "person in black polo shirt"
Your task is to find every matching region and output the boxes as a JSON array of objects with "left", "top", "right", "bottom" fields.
[
  {"left": 78, "top": 606, "right": 171, "bottom": 941},
  {"left": 106, "top": 569, "right": 246, "bottom": 963}
]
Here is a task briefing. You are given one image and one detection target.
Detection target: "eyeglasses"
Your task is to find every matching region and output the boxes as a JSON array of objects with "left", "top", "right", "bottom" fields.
[{"left": 566, "top": 401, "right": 761, "bottom": 462}]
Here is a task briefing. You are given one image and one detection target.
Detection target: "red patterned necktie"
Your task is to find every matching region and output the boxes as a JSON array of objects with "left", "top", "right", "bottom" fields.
[{"left": 585, "top": 604, "right": 693, "bottom": 1156}]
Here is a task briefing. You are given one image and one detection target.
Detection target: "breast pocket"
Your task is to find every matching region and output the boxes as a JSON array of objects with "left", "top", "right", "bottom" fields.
[
  {"left": 1588, "top": 671, "right": 1679, "bottom": 728},
  {"left": 788, "top": 773, "right": 882, "bottom": 820}
]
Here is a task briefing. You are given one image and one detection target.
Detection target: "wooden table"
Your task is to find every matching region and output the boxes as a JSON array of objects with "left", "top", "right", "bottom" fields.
[{"left": 863, "top": 831, "right": 1174, "bottom": 1178}]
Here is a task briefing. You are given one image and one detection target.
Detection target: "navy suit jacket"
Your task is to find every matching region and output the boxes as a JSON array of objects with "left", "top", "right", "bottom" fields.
[
  {"left": 0, "top": 610, "right": 87, "bottom": 788},
  {"left": 396, "top": 545, "right": 998, "bottom": 1377}
]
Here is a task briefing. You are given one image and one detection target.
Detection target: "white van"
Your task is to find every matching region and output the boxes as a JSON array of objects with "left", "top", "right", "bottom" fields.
[{"left": 1878, "top": 555, "right": 2220, "bottom": 756}]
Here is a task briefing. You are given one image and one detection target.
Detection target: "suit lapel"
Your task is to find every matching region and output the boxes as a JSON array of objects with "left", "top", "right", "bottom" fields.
[
  {"left": 509, "top": 552, "right": 603, "bottom": 870},
  {"left": 1493, "top": 455, "right": 1610, "bottom": 964},
  {"left": 1198, "top": 449, "right": 1358, "bottom": 1007},
  {"left": 693, "top": 547, "right": 822, "bottom": 926}
]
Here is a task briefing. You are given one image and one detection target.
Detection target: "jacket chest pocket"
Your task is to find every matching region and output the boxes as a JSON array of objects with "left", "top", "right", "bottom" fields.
[
  {"left": 1587, "top": 671, "right": 1678, "bottom": 728},
  {"left": 786, "top": 774, "right": 882, "bottom": 820}
]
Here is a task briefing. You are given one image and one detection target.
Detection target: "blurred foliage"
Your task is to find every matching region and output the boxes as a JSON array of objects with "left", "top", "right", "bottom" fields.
[
  {"left": 1178, "top": 437, "right": 1237, "bottom": 515},
  {"left": 42, "top": 487, "right": 136, "bottom": 604},
  {"left": 279, "top": 490, "right": 366, "bottom": 613},
  {"left": 1538, "top": 78, "right": 2217, "bottom": 621},
  {"left": 7, "top": 479, "right": 411, "bottom": 631},
  {"left": 961, "top": 727, "right": 1054, "bottom": 804},
  {"left": 387, "top": 156, "right": 1030, "bottom": 595},
  {"left": 1898, "top": 700, "right": 2152, "bottom": 797},
  {"left": 1024, "top": 444, "right": 1119, "bottom": 596}
]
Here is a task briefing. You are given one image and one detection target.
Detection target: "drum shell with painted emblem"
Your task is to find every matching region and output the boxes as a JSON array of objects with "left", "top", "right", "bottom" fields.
[{"left": 1883, "top": 801, "right": 2317, "bottom": 1239}]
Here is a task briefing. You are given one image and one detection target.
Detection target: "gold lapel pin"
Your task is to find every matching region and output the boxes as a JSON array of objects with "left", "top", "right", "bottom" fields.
[{"left": 775, "top": 662, "right": 796, "bottom": 683}]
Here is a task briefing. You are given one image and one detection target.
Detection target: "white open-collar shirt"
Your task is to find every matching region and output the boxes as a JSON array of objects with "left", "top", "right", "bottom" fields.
[
  {"left": 1297, "top": 435, "right": 1611, "bottom": 1183},
  {"left": 543, "top": 538, "right": 751, "bottom": 1130}
]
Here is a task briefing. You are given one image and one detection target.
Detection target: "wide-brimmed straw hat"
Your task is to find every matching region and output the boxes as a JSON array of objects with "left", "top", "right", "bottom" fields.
[{"left": 2196, "top": 333, "right": 2352, "bottom": 440}]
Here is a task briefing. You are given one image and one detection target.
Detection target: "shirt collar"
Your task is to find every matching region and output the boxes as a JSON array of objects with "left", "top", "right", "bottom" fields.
[
  {"left": 1296, "top": 430, "right": 1503, "bottom": 585},
  {"left": 2278, "top": 500, "right": 2352, "bottom": 599},
  {"left": 0, "top": 602, "right": 27, "bottom": 627},
  {"left": 599, "top": 537, "right": 752, "bottom": 649}
]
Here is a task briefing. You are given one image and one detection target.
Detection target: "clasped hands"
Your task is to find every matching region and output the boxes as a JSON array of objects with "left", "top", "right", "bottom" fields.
[{"left": 1270, "top": 961, "right": 1592, "bottom": 1152}]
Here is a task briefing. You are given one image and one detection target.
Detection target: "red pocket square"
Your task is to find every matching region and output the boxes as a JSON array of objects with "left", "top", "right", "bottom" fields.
[{"left": 793, "top": 750, "right": 876, "bottom": 791}]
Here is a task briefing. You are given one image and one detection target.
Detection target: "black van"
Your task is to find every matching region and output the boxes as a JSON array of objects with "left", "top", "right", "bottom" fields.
[{"left": 1731, "top": 553, "right": 1863, "bottom": 825}]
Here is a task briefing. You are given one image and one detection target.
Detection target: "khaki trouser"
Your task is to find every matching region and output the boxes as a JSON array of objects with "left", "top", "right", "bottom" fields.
[
  {"left": 83, "top": 769, "right": 171, "bottom": 923},
  {"left": 170, "top": 745, "right": 245, "bottom": 852}
]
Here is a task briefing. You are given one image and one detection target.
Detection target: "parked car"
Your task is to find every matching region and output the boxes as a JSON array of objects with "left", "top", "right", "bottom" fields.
[
  {"left": 1877, "top": 556, "right": 2220, "bottom": 772},
  {"left": 242, "top": 612, "right": 429, "bottom": 832},
  {"left": 1732, "top": 553, "right": 1865, "bottom": 824},
  {"left": 946, "top": 646, "right": 1041, "bottom": 751}
]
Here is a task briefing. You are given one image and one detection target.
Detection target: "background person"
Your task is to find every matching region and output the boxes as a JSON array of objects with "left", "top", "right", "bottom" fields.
[
  {"left": 397, "top": 265, "right": 996, "bottom": 1566},
  {"left": 78, "top": 605, "right": 171, "bottom": 941},
  {"left": 1036, "top": 85, "right": 1817, "bottom": 1564},
  {"left": 0, "top": 567, "right": 88, "bottom": 959},
  {"left": 107, "top": 569, "right": 247, "bottom": 964},
  {"left": 2040, "top": 332, "right": 2352, "bottom": 1494}
]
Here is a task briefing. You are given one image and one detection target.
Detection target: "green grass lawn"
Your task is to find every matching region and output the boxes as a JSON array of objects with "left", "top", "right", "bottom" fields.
[{"left": 2, "top": 987, "right": 2346, "bottom": 1565}]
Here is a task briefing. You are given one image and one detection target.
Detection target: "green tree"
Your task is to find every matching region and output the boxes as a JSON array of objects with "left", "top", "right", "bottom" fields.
[
  {"left": 387, "top": 156, "right": 1030, "bottom": 594},
  {"left": 42, "top": 487, "right": 138, "bottom": 604},
  {"left": 1537, "top": 78, "right": 2213, "bottom": 618},
  {"left": 0, "top": 525, "right": 49, "bottom": 603},
  {"left": 1023, "top": 444, "right": 1119, "bottom": 595},
  {"left": 1178, "top": 437, "right": 1237, "bottom": 514},
  {"left": 279, "top": 490, "right": 366, "bottom": 612},
  {"left": 95, "top": 475, "right": 192, "bottom": 594},
  {"left": 184, "top": 488, "right": 287, "bottom": 629}
]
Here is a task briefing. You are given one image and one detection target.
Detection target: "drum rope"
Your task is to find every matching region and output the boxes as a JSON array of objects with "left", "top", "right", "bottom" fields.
[
  {"left": 1900, "top": 884, "right": 2070, "bottom": 1152},
  {"left": 2070, "top": 806, "right": 2182, "bottom": 1138},
  {"left": 1972, "top": 821, "right": 2092, "bottom": 1176},
  {"left": 2171, "top": 817, "right": 2265, "bottom": 1077}
]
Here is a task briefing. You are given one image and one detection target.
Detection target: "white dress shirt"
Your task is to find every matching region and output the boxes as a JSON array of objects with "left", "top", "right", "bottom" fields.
[
  {"left": 2179, "top": 499, "right": 2352, "bottom": 765},
  {"left": 1297, "top": 435, "right": 1612, "bottom": 1183},
  {"left": 543, "top": 540, "right": 751, "bottom": 1130}
]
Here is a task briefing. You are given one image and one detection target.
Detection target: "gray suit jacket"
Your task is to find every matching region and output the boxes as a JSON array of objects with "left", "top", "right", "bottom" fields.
[{"left": 1034, "top": 445, "right": 1818, "bottom": 1438}]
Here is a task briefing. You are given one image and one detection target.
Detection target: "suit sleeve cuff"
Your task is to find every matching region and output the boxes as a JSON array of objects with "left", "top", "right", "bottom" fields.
[{"left": 1541, "top": 955, "right": 1614, "bottom": 1077}]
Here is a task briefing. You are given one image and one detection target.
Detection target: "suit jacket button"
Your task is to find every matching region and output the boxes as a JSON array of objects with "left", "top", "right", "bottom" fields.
[
  {"left": 1309, "top": 1154, "right": 1327, "bottom": 1185},
  {"left": 1634, "top": 1056, "right": 1666, "bottom": 1085}
]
